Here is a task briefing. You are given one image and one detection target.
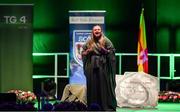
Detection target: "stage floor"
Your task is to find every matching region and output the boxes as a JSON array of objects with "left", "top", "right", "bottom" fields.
[
  {"left": 117, "top": 103, "right": 180, "bottom": 112},
  {"left": 35, "top": 101, "right": 180, "bottom": 111}
]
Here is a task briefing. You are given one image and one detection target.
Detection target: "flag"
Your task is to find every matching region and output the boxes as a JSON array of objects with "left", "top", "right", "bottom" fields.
[{"left": 137, "top": 8, "right": 148, "bottom": 73}]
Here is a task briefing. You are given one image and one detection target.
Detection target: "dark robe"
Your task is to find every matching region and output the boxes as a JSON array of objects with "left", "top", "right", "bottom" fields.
[{"left": 82, "top": 37, "right": 117, "bottom": 111}]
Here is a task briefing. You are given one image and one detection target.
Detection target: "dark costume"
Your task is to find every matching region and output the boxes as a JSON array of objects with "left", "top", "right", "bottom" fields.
[{"left": 82, "top": 36, "right": 117, "bottom": 111}]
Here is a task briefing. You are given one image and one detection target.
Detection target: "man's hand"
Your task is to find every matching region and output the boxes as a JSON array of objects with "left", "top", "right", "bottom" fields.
[{"left": 82, "top": 48, "right": 93, "bottom": 56}]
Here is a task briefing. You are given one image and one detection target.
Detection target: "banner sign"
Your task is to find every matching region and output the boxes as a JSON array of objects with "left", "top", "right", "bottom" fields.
[
  {"left": 69, "top": 11, "right": 105, "bottom": 84},
  {"left": 0, "top": 4, "right": 33, "bottom": 92}
]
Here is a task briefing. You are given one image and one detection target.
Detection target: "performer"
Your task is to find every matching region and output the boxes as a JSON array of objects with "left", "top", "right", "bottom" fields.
[{"left": 82, "top": 25, "right": 117, "bottom": 111}]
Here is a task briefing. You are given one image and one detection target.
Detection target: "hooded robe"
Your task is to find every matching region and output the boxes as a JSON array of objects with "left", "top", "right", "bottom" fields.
[{"left": 82, "top": 36, "right": 117, "bottom": 111}]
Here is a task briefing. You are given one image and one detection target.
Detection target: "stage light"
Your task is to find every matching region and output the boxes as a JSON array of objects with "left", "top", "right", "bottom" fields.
[{"left": 41, "top": 79, "right": 56, "bottom": 100}]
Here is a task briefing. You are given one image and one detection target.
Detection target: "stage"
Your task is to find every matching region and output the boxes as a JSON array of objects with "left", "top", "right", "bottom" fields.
[
  {"left": 117, "top": 103, "right": 180, "bottom": 112},
  {"left": 34, "top": 101, "right": 180, "bottom": 111}
]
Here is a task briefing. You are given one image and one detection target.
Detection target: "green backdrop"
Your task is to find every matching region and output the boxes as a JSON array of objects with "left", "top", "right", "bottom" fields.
[{"left": 0, "top": 0, "right": 180, "bottom": 92}]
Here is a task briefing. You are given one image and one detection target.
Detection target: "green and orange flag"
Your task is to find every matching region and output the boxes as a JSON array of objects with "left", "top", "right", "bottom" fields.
[{"left": 137, "top": 8, "right": 148, "bottom": 73}]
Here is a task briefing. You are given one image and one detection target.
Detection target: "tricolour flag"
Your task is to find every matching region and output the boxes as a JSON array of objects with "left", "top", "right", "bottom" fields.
[{"left": 137, "top": 8, "right": 148, "bottom": 73}]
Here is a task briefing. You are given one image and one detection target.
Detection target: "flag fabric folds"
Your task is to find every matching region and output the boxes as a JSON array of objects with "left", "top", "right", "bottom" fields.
[{"left": 137, "top": 8, "right": 148, "bottom": 73}]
